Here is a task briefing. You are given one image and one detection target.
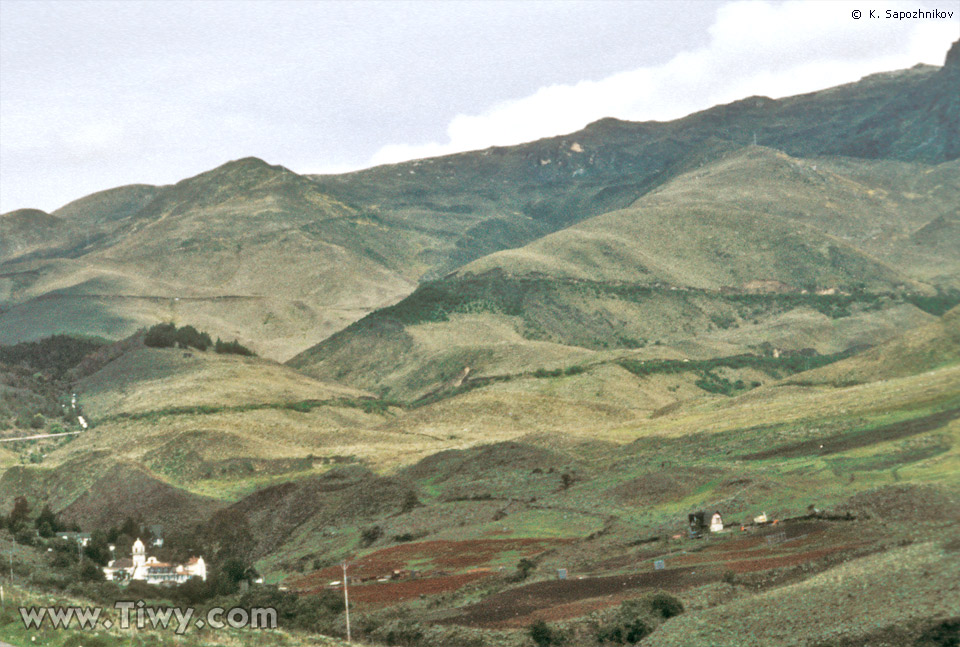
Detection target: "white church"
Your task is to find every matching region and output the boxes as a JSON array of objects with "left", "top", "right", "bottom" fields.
[{"left": 103, "top": 538, "right": 206, "bottom": 585}]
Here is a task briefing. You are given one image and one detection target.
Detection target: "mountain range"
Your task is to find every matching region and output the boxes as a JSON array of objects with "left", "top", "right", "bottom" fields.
[
  {"left": 0, "top": 40, "right": 958, "bottom": 647},
  {"left": 2, "top": 41, "right": 957, "bottom": 361}
]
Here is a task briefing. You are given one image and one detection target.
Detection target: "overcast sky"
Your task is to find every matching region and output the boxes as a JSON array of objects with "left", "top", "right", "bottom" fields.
[{"left": 1, "top": 0, "right": 957, "bottom": 214}]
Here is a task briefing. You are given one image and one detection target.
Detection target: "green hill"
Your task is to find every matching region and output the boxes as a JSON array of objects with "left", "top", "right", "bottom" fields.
[
  {"left": 787, "top": 304, "right": 960, "bottom": 386},
  {"left": 3, "top": 45, "right": 958, "bottom": 361},
  {"left": 0, "top": 43, "right": 958, "bottom": 647},
  {"left": 289, "top": 146, "right": 955, "bottom": 401}
]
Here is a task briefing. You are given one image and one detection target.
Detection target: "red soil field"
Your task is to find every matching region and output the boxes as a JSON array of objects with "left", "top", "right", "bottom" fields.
[
  {"left": 298, "top": 571, "right": 494, "bottom": 608},
  {"left": 288, "top": 538, "right": 567, "bottom": 593},
  {"left": 725, "top": 545, "right": 861, "bottom": 573},
  {"left": 443, "top": 522, "right": 862, "bottom": 628},
  {"left": 445, "top": 567, "right": 715, "bottom": 629},
  {"left": 289, "top": 520, "right": 863, "bottom": 628}
]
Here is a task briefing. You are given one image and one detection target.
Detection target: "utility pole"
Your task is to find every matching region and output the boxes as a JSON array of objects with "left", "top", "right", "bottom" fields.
[{"left": 341, "top": 560, "right": 351, "bottom": 643}]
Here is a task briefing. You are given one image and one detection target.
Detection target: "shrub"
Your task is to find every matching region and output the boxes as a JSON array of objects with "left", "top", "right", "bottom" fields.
[
  {"left": 596, "top": 617, "right": 651, "bottom": 645},
  {"left": 49, "top": 539, "right": 79, "bottom": 568},
  {"left": 63, "top": 635, "right": 109, "bottom": 647},
  {"left": 8, "top": 496, "right": 30, "bottom": 531},
  {"left": 916, "top": 618, "right": 960, "bottom": 647},
  {"left": 360, "top": 525, "right": 383, "bottom": 547},
  {"left": 175, "top": 325, "right": 212, "bottom": 351},
  {"left": 79, "top": 560, "right": 105, "bottom": 582},
  {"left": 239, "top": 588, "right": 341, "bottom": 633},
  {"left": 214, "top": 338, "right": 255, "bottom": 356},
  {"left": 385, "top": 621, "right": 425, "bottom": 646},
  {"left": 598, "top": 603, "right": 651, "bottom": 644},
  {"left": 648, "top": 591, "right": 684, "bottom": 619},
  {"left": 144, "top": 322, "right": 177, "bottom": 348},
  {"left": 14, "top": 528, "right": 36, "bottom": 546},
  {"left": 529, "top": 619, "right": 562, "bottom": 646},
  {"left": 510, "top": 557, "right": 536, "bottom": 582},
  {"left": 401, "top": 490, "right": 421, "bottom": 513}
]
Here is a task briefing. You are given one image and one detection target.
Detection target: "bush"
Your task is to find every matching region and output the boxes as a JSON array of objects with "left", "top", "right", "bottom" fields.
[
  {"left": 595, "top": 617, "right": 651, "bottom": 645},
  {"left": 916, "top": 618, "right": 960, "bottom": 647},
  {"left": 648, "top": 591, "right": 684, "bottom": 619},
  {"left": 145, "top": 322, "right": 217, "bottom": 352},
  {"left": 401, "top": 490, "right": 421, "bottom": 513},
  {"left": 14, "top": 528, "right": 36, "bottom": 546},
  {"left": 506, "top": 557, "right": 537, "bottom": 582},
  {"left": 144, "top": 322, "right": 178, "bottom": 348},
  {"left": 175, "top": 325, "right": 212, "bottom": 351},
  {"left": 529, "top": 619, "right": 563, "bottom": 646},
  {"left": 509, "top": 557, "right": 536, "bottom": 582},
  {"left": 360, "top": 525, "right": 383, "bottom": 547},
  {"left": 49, "top": 539, "right": 79, "bottom": 568},
  {"left": 384, "top": 620, "right": 425, "bottom": 646},
  {"left": 239, "top": 588, "right": 341, "bottom": 633},
  {"left": 79, "top": 560, "right": 105, "bottom": 582},
  {"left": 214, "top": 338, "right": 255, "bottom": 356},
  {"left": 597, "top": 600, "right": 655, "bottom": 645}
]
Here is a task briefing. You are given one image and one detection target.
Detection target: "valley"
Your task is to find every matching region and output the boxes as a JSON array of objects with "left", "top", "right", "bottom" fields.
[{"left": 0, "top": 41, "right": 957, "bottom": 647}]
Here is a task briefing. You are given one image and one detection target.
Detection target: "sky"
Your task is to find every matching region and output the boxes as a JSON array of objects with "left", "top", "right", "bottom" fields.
[{"left": 0, "top": 0, "right": 957, "bottom": 214}]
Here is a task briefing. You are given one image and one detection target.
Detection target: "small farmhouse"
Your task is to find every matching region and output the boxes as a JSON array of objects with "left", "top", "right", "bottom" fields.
[
  {"left": 103, "top": 538, "right": 206, "bottom": 585},
  {"left": 710, "top": 512, "right": 724, "bottom": 532}
]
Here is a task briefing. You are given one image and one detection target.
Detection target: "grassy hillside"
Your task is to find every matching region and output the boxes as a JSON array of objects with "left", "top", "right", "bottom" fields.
[
  {"left": 0, "top": 159, "right": 419, "bottom": 360},
  {"left": 462, "top": 147, "right": 954, "bottom": 289},
  {"left": 786, "top": 304, "right": 960, "bottom": 386},
  {"left": 289, "top": 146, "right": 956, "bottom": 402},
  {"left": 1, "top": 44, "right": 958, "bottom": 647},
  {"left": 3, "top": 47, "right": 957, "bottom": 360},
  {"left": 0, "top": 303, "right": 957, "bottom": 647},
  {"left": 0, "top": 209, "right": 72, "bottom": 262},
  {"left": 76, "top": 346, "right": 372, "bottom": 419}
]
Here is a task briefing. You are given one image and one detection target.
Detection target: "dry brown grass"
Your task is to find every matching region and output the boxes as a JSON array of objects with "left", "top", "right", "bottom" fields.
[{"left": 644, "top": 541, "right": 960, "bottom": 647}]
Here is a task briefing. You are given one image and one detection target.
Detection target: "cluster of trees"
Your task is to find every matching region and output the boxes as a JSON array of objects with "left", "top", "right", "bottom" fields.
[
  {"left": 144, "top": 323, "right": 212, "bottom": 350},
  {"left": 144, "top": 323, "right": 255, "bottom": 356},
  {"left": 0, "top": 335, "right": 106, "bottom": 378},
  {"left": 213, "top": 338, "right": 255, "bottom": 356},
  {"left": 0, "top": 497, "right": 78, "bottom": 538},
  {"left": 4, "top": 501, "right": 280, "bottom": 604}
]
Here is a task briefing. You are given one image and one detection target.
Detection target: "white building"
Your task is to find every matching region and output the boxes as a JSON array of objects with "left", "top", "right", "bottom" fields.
[
  {"left": 103, "top": 538, "right": 206, "bottom": 585},
  {"left": 710, "top": 512, "right": 724, "bottom": 533}
]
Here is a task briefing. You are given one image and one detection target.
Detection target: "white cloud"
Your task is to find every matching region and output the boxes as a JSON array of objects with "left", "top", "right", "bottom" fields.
[{"left": 369, "top": 0, "right": 958, "bottom": 166}]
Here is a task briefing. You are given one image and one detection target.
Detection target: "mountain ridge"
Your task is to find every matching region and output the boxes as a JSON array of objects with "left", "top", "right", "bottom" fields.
[{"left": 2, "top": 44, "right": 957, "bottom": 360}]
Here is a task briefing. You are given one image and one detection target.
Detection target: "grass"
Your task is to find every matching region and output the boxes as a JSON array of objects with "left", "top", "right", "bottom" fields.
[
  {"left": 642, "top": 541, "right": 960, "bottom": 647},
  {"left": 2, "top": 62, "right": 960, "bottom": 647},
  {"left": 94, "top": 396, "right": 398, "bottom": 425},
  {"left": 0, "top": 584, "right": 359, "bottom": 647}
]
